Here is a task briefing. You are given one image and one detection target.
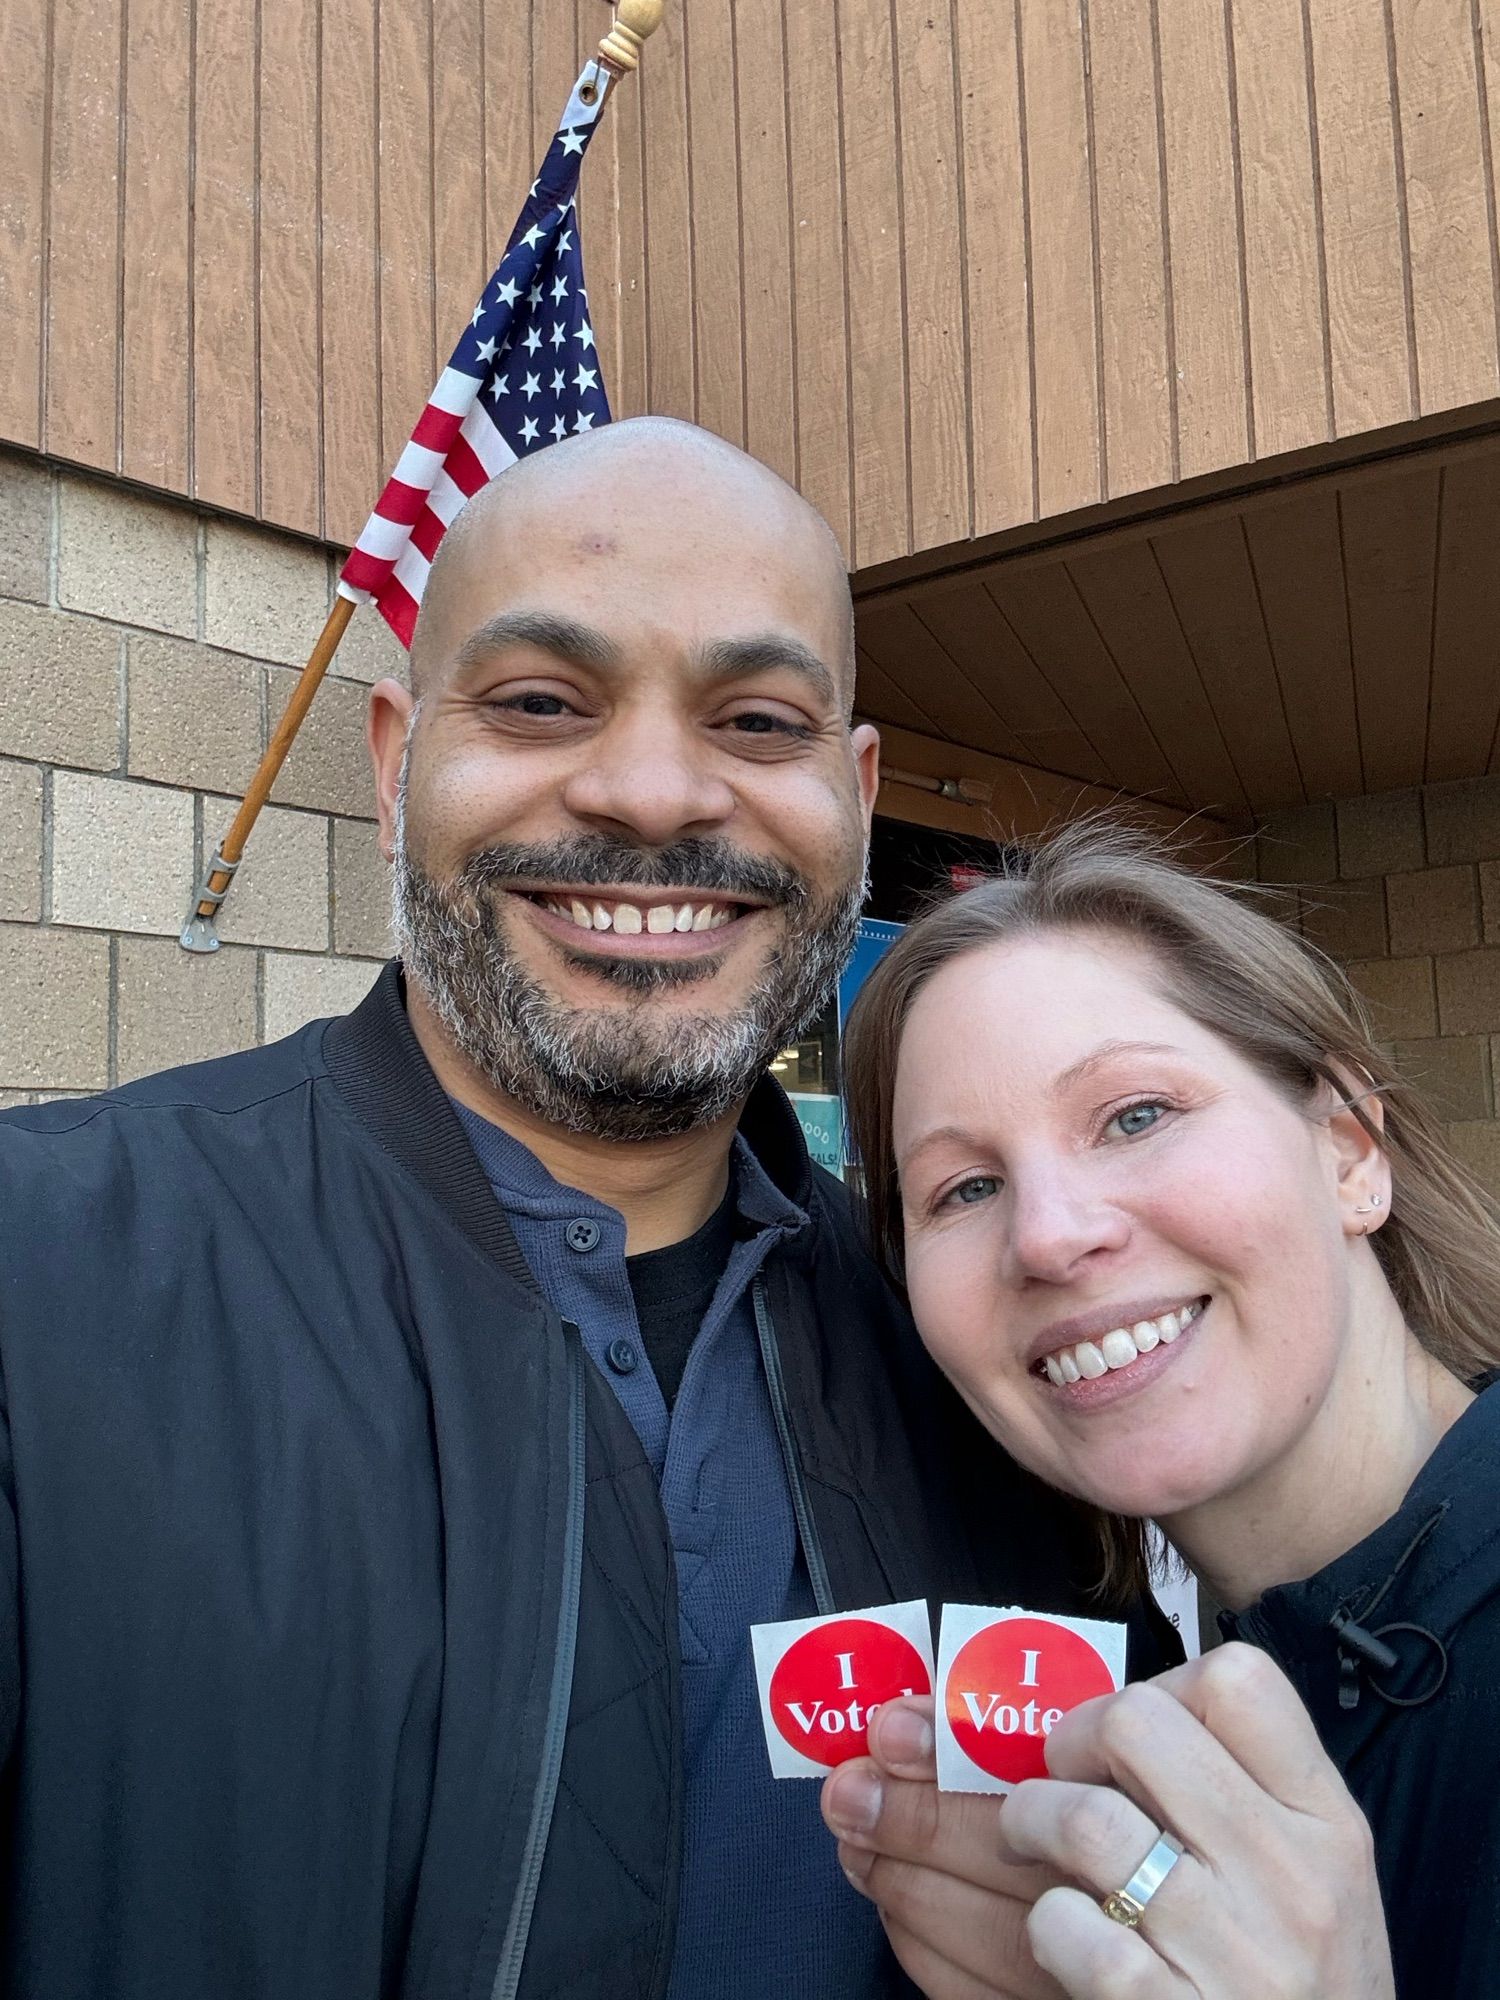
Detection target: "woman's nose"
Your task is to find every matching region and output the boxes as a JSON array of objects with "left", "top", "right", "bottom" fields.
[{"left": 1000, "top": 1165, "right": 1130, "bottom": 1286}]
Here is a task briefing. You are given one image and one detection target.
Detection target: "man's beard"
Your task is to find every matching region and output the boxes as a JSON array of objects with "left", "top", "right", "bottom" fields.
[{"left": 391, "top": 782, "right": 867, "bottom": 1141}]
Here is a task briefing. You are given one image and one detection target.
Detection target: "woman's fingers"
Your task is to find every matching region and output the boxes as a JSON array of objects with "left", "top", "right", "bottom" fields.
[
  {"left": 999, "top": 1779, "right": 1171, "bottom": 1900},
  {"left": 823, "top": 1757, "right": 1051, "bottom": 1896},
  {"left": 837, "top": 1841, "right": 1065, "bottom": 1998},
  {"left": 882, "top": 1911, "right": 1067, "bottom": 2000},
  {"left": 1028, "top": 1887, "right": 1197, "bottom": 2000}
]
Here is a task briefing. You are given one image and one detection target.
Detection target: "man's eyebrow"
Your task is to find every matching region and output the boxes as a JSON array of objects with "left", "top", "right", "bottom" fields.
[
  {"left": 696, "top": 634, "right": 841, "bottom": 709},
  {"left": 452, "top": 610, "right": 621, "bottom": 674}
]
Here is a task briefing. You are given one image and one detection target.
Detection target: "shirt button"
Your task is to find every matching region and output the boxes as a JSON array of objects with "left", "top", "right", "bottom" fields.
[
  {"left": 565, "top": 1218, "right": 601, "bottom": 1253},
  {"left": 606, "top": 1337, "right": 638, "bottom": 1375}
]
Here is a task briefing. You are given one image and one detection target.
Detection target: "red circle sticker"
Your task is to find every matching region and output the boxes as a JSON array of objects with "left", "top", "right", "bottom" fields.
[
  {"left": 768, "top": 1617, "right": 932, "bottom": 1767},
  {"left": 944, "top": 1617, "right": 1116, "bottom": 1784}
]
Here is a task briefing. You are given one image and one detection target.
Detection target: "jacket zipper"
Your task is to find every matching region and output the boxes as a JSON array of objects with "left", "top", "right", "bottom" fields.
[
  {"left": 490, "top": 1320, "right": 587, "bottom": 2000},
  {"left": 752, "top": 1275, "right": 834, "bottom": 1615}
]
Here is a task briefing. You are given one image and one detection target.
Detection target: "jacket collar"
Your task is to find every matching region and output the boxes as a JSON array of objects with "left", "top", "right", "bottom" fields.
[
  {"left": 320, "top": 960, "right": 817, "bottom": 1283},
  {"left": 1226, "top": 1381, "right": 1500, "bottom": 1734}
]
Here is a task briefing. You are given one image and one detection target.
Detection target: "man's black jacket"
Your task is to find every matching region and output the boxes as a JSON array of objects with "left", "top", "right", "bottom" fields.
[{"left": 0, "top": 964, "right": 1174, "bottom": 1999}]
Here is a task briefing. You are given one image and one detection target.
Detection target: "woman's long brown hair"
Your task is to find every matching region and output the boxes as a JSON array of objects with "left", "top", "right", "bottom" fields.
[{"left": 841, "top": 817, "right": 1500, "bottom": 1605}]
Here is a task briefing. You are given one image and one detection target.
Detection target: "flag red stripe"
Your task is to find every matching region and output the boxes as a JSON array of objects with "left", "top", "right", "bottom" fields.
[
  {"left": 341, "top": 546, "right": 392, "bottom": 593},
  {"left": 445, "top": 435, "right": 490, "bottom": 499},
  {"left": 412, "top": 403, "right": 464, "bottom": 454},
  {"left": 376, "top": 578, "right": 420, "bottom": 647},
  {"left": 411, "top": 506, "right": 445, "bottom": 563},
  {"left": 373, "top": 475, "right": 429, "bottom": 528}
]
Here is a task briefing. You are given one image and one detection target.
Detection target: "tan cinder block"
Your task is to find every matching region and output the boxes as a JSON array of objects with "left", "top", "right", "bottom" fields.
[
  {"left": 204, "top": 519, "right": 331, "bottom": 666},
  {"left": 0, "top": 760, "right": 43, "bottom": 922},
  {"left": 1336, "top": 790, "right": 1424, "bottom": 879},
  {"left": 1483, "top": 862, "right": 1500, "bottom": 946},
  {"left": 1299, "top": 877, "right": 1387, "bottom": 961},
  {"left": 1347, "top": 955, "right": 1437, "bottom": 1039},
  {"left": 127, "top": 634, "right": 263, "bottom": 793},
  {"left": 0, "top": 922, "right": 110, "bottom": 1089},
  {"left": 50, "top": 772, "right": 195, "bottom": 935},
  {"left": 1436, "top": 949, "right": 1500, "bottom": 1037},
  {"left": 1386, "top": 864, "right": 1481, "bottom": 957},
  {"left": 1446, "top": 1121, "right": 1500, "bottom": 1205},
  {"left": 266, "top": 668, "right": 375, "bottom": 819},
  {"left": 1391, "top": 1036, "right": 1493, "bottom": 1122},
  {"left": 0, "top": 600, "right": 120, "bottom": 770},
  {"left": 1256, "top": 803, "right": 1336, "bottom": 884},
  {"left": 212, "top": 800, "right": 330, "bottom": 951},
  {"left": 115, "top": 934, "right": 258, "bottom": 1083},
  {"left": 0, "top": 450, "right": 51, "bottom": 605},
  {"left": 262, "top": 952, "right": 379, "bottom": 1043},
  {"left": 1425, "top": 775, "right": 1500, "bottom": 867},
  {"left": 333, "top": 817, "right": 393, "bottom": 958},
  {"left": 56, "top": 476, "right": 197, "bottom": 637},
  {"left": 334, "top": 602, "right": 410, "bottom": 687}
]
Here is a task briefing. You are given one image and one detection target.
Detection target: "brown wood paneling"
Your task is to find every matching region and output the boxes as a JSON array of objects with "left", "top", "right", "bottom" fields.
[
  {"left": 685, "top": 0, "right": 744, "bottom": 446},
  {"left": 987, "top": 564, "right": 1179, "bottom": 799},
  {"left": 121, "top": 0, "right": 191, "bottom": 492},
  {"left": 785, "top": 0, "right": 852, "bottom": 555},
  {"left": 911, "top": 579, "right": 1113, "bottom": 784},
  {"left": 859, "top": 601, "right": 1019, "bottom": 761},
  {"left": 0, "top": 0, "right": 47, "bottom": 447},
  {"left": 1229, "top": 0, "right": 1331, "bottom": 459},
  {"left": 1427, "top": 452, "right": 1500, "bottom": 783},
  {"left": 953, "top": 0, "right": 1031, "bottom": 539},
  {"left": 895, "top": 4, "right": 969, "bottom": 552},
  {"left": 1155, "top": 0, "right": 1249, "bottom": 480},
  {"left": 432, "top": 0, "right": 486, "bottom": 379},
  {"left": 736, "top": 0, "right": 797, "bottom": 487},
  {"left": 574, "top": 1, "right": 618, "bottom": 411},
  {"left": 1339, "top": 462, "right": 1441, "bottom": 798},
  {"left": 531, "top": 0, "right": 578, "bottom": 164},
  {"left": 1390, "top": 0, "right": 1500, "bottom": 414},
  {"left": 192, "top": 0, "right": 258, "bottom": 513},
  {"left": 1305, "top": 0, "right": 1412, "bottom": 435},
  {"left": 639, "top": 0, "right": 694, "bottom": 419},
  {"left": 854, "top": 646, "right": 942, "bottom": 737},
  {"left": 606, "top": 54, "right": 649, "bottom": 418},
  {"left": 1086, "top": 0, "right": 1173, "bottom": 500},
  {"left": 1018, "top": 0, "right": 1100, "bottom": 519},
  {"left": 1065, "top": 540, "right": 1247, "bottom": 814},
  {"left": 1150, "top": 512, "right": 1305, "bottom": 810},
  {"left": 45, "top": 0, "right": 122, "bottom": 469},
  {"left": 838, "top": 0, "right": 909, "bottom": 570},
  {"left": 376, "top": 0, "right": 436, "bottom": 472},
  {"left": 320, "top": 0, "right": 379, "bottom": 549},
  {"left": 259, "top": 0, "right": 322, "bottom": 536},
  {"left": 1241, "top": 483, "right": 1363, "bottom": 800}
]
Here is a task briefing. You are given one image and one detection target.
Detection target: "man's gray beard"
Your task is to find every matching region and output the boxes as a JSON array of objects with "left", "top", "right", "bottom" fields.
[{"left": 391, "top": 790, "right": 867, "bottom": 1142}]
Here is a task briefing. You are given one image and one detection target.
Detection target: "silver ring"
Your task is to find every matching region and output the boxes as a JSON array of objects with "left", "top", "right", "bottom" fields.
[{"left": 1100, "top": 1832, "right": 1185, "bottom": 1928}]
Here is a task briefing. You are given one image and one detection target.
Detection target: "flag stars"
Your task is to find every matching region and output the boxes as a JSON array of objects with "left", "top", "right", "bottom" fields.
[
  {"left": 558, "top": 230, "right": 574, "bottom": 254},
  {"left": 520, "top": 223, "right": 545, "bottom": 250},
  {"left": 550, "top": 321, "right": 567, "bottom": 350},
  {"left": 575, "top": 411, "right": 596, "bottom": 433},
  {"left": 521, "top": 371, "right": 542, "bottom": 400},
  {"left": 522, "top": 326, "right": 543, "bottom": 355},
  {"left": 550, "top": 414, "right": 568, "bottom": 441},
  {"left": 470, "top": 302, "right": 487, "bottom": 328},
  {"left": 573, "top": 363, "right": 598, "bottom": 394},
  {"left": 551, "top": 368, "right": 567, "bottom": 394},
  {"left": 559, "top": 127, "right": 586, "bottom": 157},
  {"left": 475, "top": 335, "right": 498, "bottom": 364},
  {"left": 573, "top": 322, "right": 596, "bottom": 352},
  {"left": 495, "top": 277, "right": 521, "bottom": 308},
  {"left": 519, "top": 415, "right": 541, "bottom": 444},
  {"left": 551, "top": 273, "right": 570, "bottom": 304}
]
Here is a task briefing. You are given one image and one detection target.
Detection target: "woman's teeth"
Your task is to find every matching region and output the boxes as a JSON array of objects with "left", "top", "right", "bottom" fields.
[
  {"left": 1041, "top": 1301, "right": 1205, "bottom": 1387},
  {"left": 543, "top": 897, "right": 736, "bottom": 935}
]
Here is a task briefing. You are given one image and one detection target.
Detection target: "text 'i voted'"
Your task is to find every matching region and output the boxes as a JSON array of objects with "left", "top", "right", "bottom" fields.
[
  {"left": 934, "top": 1605, "right": 1126, "bottom": 1793},
  {"left": 750, "top": 1602, "right": 935, "bottom": 1778}
]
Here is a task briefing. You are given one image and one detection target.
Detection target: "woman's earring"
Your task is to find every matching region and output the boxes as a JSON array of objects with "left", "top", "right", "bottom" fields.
[{"left": 1353, "top": 1193, "right": 1384, "bottom": 1214}]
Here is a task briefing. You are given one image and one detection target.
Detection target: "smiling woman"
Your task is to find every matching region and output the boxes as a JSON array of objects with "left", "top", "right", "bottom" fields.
[{"left": 837, "top": 819, "right": 1500, "bottom": 1999}]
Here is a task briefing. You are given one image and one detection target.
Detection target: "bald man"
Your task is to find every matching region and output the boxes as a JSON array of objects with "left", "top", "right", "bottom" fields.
[{"left": 0, "top": 420, "right": 1173, "bottom": 2000}]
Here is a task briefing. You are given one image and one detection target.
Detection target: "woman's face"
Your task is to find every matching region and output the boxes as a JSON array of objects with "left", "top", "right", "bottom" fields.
[{"left": 893, "top": 929, "right": 1379, "bottom": 1521}]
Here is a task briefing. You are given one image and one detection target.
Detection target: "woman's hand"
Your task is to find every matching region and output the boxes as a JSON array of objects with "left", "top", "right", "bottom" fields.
[
  {"left": 821, "top": 1645, "right": 1394, "bottom": 2000},
  {"left": 1005, "top": 1643, "right": 1394, "bottom": 1998}
]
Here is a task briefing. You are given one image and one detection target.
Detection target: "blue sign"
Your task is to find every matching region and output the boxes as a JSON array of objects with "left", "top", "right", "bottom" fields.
[
  {"left": 788, "top": 1093, "right": 844, "bottom": 1176},
  {"left": 837, "top": 917, "right": 904, "bottom": 1031}
]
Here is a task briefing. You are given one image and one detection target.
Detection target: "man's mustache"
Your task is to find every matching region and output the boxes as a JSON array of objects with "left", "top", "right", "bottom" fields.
[{"left": 460, "top": 837, "right": 810, "bottom": 909}]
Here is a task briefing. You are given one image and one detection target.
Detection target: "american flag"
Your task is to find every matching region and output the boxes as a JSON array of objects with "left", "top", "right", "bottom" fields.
[{"left": 338, "top": 69, "right": 612, "bottom": 646}]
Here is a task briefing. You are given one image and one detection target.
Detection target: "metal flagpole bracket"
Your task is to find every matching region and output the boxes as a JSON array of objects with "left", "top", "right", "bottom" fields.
[{"left": 180, "top": 849, "right": 241, "bottom": 954}]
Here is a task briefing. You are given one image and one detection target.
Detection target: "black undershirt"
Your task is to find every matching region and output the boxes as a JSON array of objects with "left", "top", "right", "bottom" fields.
[{"left": 625, "top": 1178, "right": 740, "bottom": 1411}]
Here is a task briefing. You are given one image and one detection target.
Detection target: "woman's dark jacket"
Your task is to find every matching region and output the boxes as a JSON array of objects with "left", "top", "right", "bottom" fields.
[
  {"left": 1225, "top": 1382, "right": 1500, "bottom": 1999},
  {"left": 0, "top": 964, "right": 1175, "bottom": 2000}
]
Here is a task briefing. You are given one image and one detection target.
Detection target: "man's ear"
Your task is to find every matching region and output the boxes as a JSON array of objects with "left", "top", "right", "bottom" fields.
[
  {"left": 851, "top": 722, "right": 881, "bottom": 831},
  {"left": 1321, "top": 1063, "right": 1392, "bottom": 1239},
  {"left": 367, "top": 678, "right": 415, "bottom": 863}
]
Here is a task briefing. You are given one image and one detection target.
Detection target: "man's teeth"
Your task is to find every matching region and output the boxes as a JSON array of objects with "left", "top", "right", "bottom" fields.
[
  {"left": 542, "top": 896, "right": 736, "bottom": 935},
  {"left": 1041, "top": 1301, "right": 1205, "bottom": 1387}
]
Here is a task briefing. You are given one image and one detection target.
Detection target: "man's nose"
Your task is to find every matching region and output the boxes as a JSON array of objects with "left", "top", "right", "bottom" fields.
[
  {"left": 560, "top": 705, "right": 737, "bottom": 847},
  {"left": 1000, "top": 1160, "right": 1130, "bottom": 1287}
]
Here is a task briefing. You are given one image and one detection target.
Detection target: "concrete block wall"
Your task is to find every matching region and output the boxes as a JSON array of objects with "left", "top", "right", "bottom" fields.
[
  {"left": 0, "top": 448, "right": 408, "bottom": 1104},
  {"left": 1258, "top": 779, "right": 1500, "bottom": 1201}
]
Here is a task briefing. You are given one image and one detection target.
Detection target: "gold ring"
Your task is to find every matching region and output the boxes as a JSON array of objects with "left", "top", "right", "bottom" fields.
[{"left": 1100, "top": 1832, "right": 1183, "bottom": 1928}]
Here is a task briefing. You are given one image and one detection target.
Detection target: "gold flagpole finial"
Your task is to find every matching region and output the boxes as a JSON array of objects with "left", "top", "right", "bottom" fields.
[{"left": 598, "top": 0, "right": 665, "bottom": 74}]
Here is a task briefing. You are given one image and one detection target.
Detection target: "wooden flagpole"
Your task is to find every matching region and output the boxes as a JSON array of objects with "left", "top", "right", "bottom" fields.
[{"left": 181, "top": 0, "right": 665, "bottom": 953}]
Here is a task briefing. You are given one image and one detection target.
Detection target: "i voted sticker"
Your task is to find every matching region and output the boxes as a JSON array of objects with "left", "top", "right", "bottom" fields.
[
  {"left": 935, "top": 1605, "right": 1126, "bottom": 1793},
  {"left": 751, "top": 1601, "right": 935, "bottom": 1778}
]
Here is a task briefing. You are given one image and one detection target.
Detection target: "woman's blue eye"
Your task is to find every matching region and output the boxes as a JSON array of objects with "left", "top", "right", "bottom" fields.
[
  {"left": 950, "top": 1175, "right": 999, "bottom": 1206},
  {"left": 1112, "top": 1101, "right": 1165, "bottom": 1138}
]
